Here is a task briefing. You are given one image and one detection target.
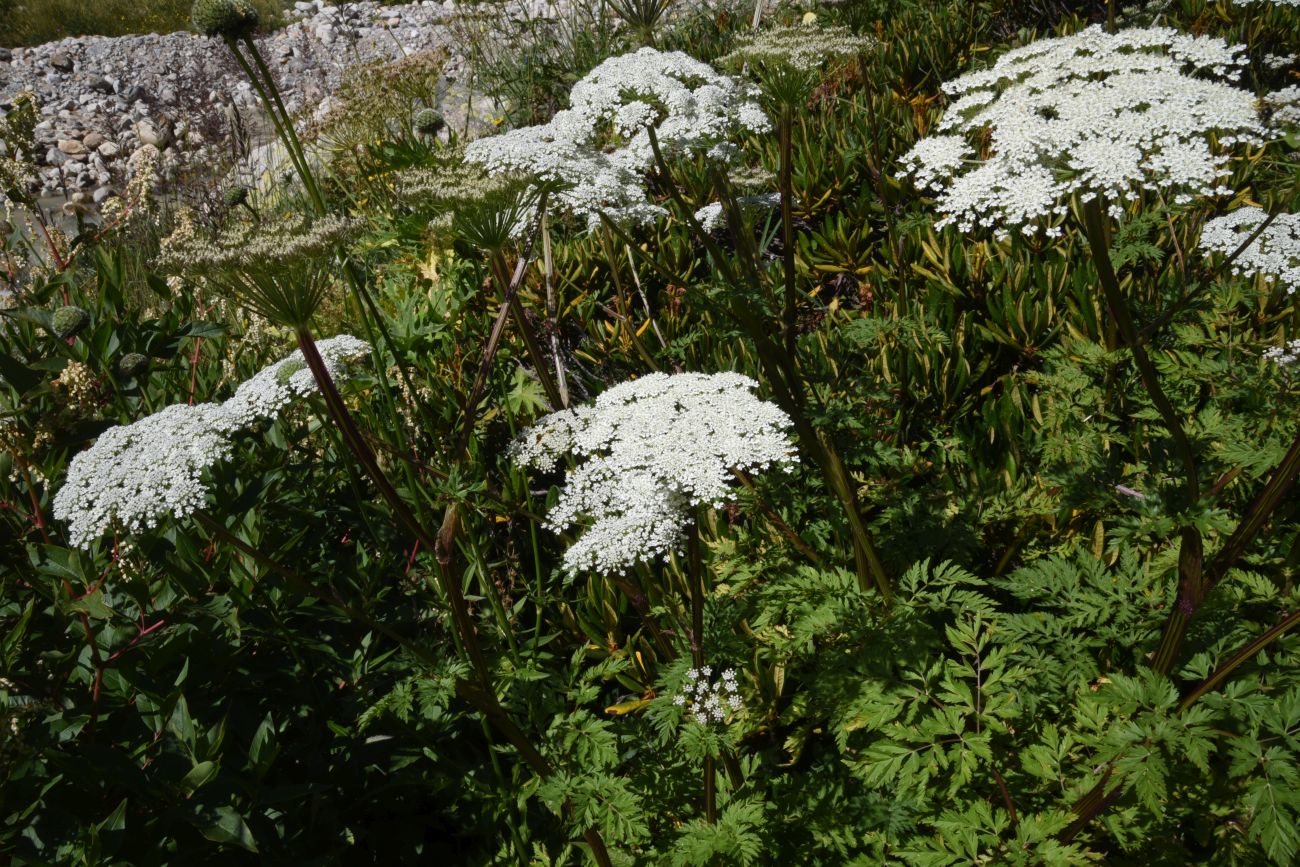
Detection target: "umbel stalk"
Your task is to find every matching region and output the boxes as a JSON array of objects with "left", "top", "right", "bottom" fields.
[{"left": 292, "top": 326, "right": 613, "bottom": 865}]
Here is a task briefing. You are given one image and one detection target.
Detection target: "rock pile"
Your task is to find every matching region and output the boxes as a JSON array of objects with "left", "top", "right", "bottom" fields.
[{"left": 0, "top": 0, "right": 560, "bottom": 202}]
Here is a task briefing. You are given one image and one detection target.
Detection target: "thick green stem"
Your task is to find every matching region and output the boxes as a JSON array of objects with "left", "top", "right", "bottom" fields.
[
  {"left": 686, "top": 518, "right": 717, "bottom": 824},
  {"left": 1081, "top": 197, "right": 1203, "bottom": 674},
  {"left": 224, "top": 39, "right": 316, "bottom": 211},
  {"left": 489, "top": 251, "right": 564, "bottom": 411},
  {"left": 293, "top": 329, "right": 613, "bottom": 866},
  {"left": 1178, "top": 606, "right": 1300, "bottom": 712},
  {"left": 642, "top": 127, "right": 890, "bottom": 600},
  {"left": 779, "top": 103, "right": 798, "bottom": 363},
  {"left": 1082, "top": 198, "right": 1199, "bottom": 503},
  {"left": 241, "top": 35, "right": 327, "bottom": 214}
]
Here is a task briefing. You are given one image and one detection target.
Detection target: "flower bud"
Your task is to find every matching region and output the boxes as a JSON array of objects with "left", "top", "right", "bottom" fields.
[
  {"left": 413, "top": 108, "right": 444, "bottom": 136},
  {"left": 191, "top": 0, "right": 260, "bottom": 40},
  {"left": 52, "top": 305, "right": 90, "bottom": 339},
  {"left": 116, "top": 353, "right": 149, "bottom": 379},
  {"left": 224, "top": 185, "right": 250, "bottom": 208}
]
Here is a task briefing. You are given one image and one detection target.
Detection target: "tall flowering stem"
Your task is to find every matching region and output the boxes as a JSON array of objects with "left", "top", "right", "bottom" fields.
[
  {"left": 685, "top": 516, "right": 718, "bottom": 824},
  {"left": 487, "top": 250, "right": 565, "bottom": 411},
  {"left": 292, "top": 328, "right": 613, "bottom": 866},
  {"left": 204, "top": 13, "right": 442, "bottom": 455},
  {"left": 779, "top": 103, "right": 798, "bottom": 363},
  {"left": 221, "top": 36, "right": 325, "bottom": 215},
  {"left": 597, "top": 226, "right": 659, "bottom": 371},
  {"left": 643, "top": 127, "right": 892, "bottom": 600}
]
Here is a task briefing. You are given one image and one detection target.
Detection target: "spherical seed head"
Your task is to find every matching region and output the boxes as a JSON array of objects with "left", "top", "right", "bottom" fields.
[
  {"left": 117, "top": 352, "right": 149, "bottom": 378},
  {"left": 52, "top": 306, "right": 90, "bottom": 339},
  {"left": 191, "top": 0, "right": 260, "bottom": 39},
  {"left": 223, "top": 184, "right": 250, "bottom": 207},
  {"left": 413, "top": 108, "right": 444, "bottom": 136}
]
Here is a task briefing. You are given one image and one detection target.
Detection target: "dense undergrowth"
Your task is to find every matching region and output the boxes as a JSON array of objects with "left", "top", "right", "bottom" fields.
[{"left": 3, "top": 0, "right": 1300, "bottom": 863}]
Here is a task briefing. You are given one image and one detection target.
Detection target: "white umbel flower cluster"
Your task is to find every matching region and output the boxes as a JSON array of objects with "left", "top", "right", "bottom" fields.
[
  {"left": 53, "top": 403, "right": 238, "bottom": 549},
  {"left": 466, "top": 48, "right": 769, "bottom": 230},
  {"left": 53, "top": 335, "right": 370, "bottom": 548},
  {"left": 1231, "top": 0, "right": 1300, "bottom": 6},
  {"left": 1264, "top": 85, "right": 1300, "bottom": 128},
  {"left": 222, "top": 335, "right": 371, "bottom": 427},
  {"left": 693, "top": 192, "right": 782, "bottom": 232},
  {"left": 673, "top": 666, "right": 743, "bottom": 725},
  {"left": 1263, "top": 339, "right": 1300, "bottom": 367},
  {"left": 720, "top": 21, "right": 876, "bottom": 72},
  {"left": 1198, "top": 206, "right": 1300, "bottom": 294},
  {"left": 511, "top": 372, "right": 797, "bottom": 575},
  {"left": 898, "top": 25, "right": 1266, "bottom": 238}
]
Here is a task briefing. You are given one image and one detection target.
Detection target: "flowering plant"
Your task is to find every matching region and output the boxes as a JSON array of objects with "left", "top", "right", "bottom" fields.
[
  {"left": 899, "top": 25, "right": 1266, "bottom": 237},
  {"left": 53, "top": 336, "right": 369, "bottom": 548},
  {"left": 465, "top": 48, "right": 769, "bottom": 229},
  {"left": 511, "top": 372, "right": 796, "bottom": 574}
]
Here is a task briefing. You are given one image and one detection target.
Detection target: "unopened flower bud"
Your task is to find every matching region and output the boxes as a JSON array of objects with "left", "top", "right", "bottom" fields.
[
  {"left": 414, "top": 108, "right": 444, "bottom": 136},
  {"left": 224, "top": 185, "right": 250, "bottom": 208},
  {"left": 116, "top": 353, "right": 149, "bottom": 379},
  {"left": 52, "top": 306, "right": 90, "bottom": 339}
]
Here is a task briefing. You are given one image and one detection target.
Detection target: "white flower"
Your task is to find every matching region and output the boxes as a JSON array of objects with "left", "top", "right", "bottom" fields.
[
  {"left": 53, "top": 336, "right": 370, "bottom": 548},
  {"left": 222, "top": 334, "right": 372, "bottom": 427},
  {"left": 1198, "top": 206, "right": 1300, "bottom": 295},
  {"left": 465, "top": 48, "right": 768, "bottom": 231},
  {"left": 1231, "top": 0, "right": 1300, "bottom": 6},
  {"left": 673, "top": 664, "right": 744, "bottom": 725},
  {"left": 899, "top": 25, "right": 1266, "bottom": 236},
  {"left": 1264, "top": 85, "right": 1300, "bottom": 128},
  {"left": 510, "top": 372, "right": 797, "bottom": 575},
  {"left": 720, "top": 22, "right": 876, "bottom": 72},
  {"left": 53, "top": 403, "right": 237, "bottom": 549},
  {"left": 693, "top": 192, "right": 781, "bottom": 231},
  {"left": 1264, "top": 339, "right": 1300, "bottom": 366}
]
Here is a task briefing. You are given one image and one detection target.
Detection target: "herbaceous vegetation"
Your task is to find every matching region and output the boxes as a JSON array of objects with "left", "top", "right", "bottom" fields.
[{"left": 3, "top": 0, "right": 1300, "bottom": 862}]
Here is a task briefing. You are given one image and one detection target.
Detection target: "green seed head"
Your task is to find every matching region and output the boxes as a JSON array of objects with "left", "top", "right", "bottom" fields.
[
  {"left": 191, "top": 0, "right": 260, "bottom": 39},
  {"left": 224, "top": 185, "right": 250, "bottom": 208},
  {"left": 116, "top": 353, "right": 149, "bottom": 379},
  {"left": 414, "top": 108, "right": 445, "bottom": 136},
  {"left": 52, "top": 306, "right": 90, "bottom": 339}
]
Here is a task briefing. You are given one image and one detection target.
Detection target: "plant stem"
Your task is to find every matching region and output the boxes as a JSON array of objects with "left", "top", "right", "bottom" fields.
[
  {"left": 598, "top": 226, "right": 659, "bottom": 370},
  {"left": 224, "top": 38, "right": 319, "bottom": 214},
  {"left": 686, "top": 517, "right": 717, "bottom": 824},
  {"left": 240, "top": 36, "right": 327, "bottom": 214},
  {"left": 642, "top": 127, "right": 891, "bottom": 600},
  {"left": 1179, "top": 605, "right": 1300, "bottom": 712},
  {"left": 779, "top": 102, "right": 798, "bottom": 363},
  {"left": 242, "top": 340, "right": 615, "bottom": 866},
  {"left": 1081, "top": 198, "right": 1199, "bottom": 504},
  {"left": 489, "top": 250, "right": 564, "bottom": 411},
  {"left": 1081, "top": 197, "right": 1204, "bottom": 674},
  {"left": 541, "top": 213, "right": 571, "bottom": 406},
  {"left": 457, "top": 201, "right": 548, "bottom": 459}
]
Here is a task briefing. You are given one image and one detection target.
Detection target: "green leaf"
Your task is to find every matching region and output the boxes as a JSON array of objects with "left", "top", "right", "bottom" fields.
[
  {"left": 179, "top": 761, "right": 220, "bottom": 796},
  {"left": 196, "top": 805, "right": 259, "bottom": 853}
]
